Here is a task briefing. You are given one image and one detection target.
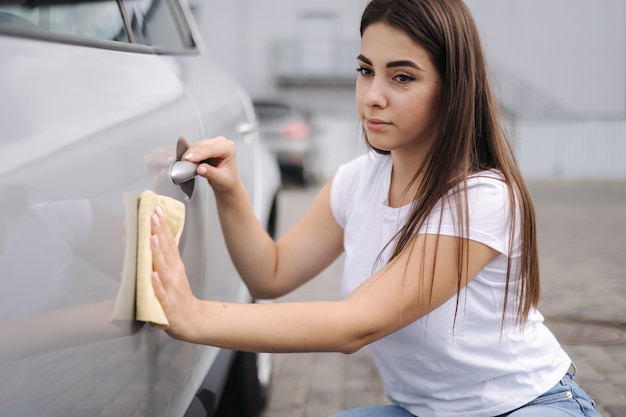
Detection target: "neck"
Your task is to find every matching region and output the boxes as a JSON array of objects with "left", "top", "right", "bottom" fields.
[{"left": 388, "top": 150, "right": 427, "bottom": 208}]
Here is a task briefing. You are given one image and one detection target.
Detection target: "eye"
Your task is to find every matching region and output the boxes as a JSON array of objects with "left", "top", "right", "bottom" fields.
[
  {"left": 393, "top": 73, "right": 416, "bottom": 84},
  {"left": 356, "top": 66, "right": 373, "bottom": 77}
]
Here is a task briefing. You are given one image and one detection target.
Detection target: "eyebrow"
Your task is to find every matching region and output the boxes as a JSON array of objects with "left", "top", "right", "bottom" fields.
[{"left": 357, "top": 54, "right": 424, "bottom": 71}]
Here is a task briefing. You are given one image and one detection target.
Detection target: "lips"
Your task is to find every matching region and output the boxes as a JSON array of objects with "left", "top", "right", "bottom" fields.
[{"left": 365, "top": 118, "right": 391, "bottom": 132}]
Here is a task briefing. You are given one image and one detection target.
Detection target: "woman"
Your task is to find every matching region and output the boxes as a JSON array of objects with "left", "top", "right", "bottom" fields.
[{"left": 150, "top": 0, "right": 601, "bottom": 415}]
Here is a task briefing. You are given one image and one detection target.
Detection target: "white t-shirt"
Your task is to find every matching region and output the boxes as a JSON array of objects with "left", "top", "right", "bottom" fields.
[{"left": 330, "top": 152, "right": 571, "bottom": 417}]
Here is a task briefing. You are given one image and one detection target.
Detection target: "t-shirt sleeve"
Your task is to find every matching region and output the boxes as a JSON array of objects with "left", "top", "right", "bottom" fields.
[
  {"left": 330, "top": 154, "right": 369, "bottom": 229},
  {"left": 421, "top": 174, "right": 518, "bottom": 256}
]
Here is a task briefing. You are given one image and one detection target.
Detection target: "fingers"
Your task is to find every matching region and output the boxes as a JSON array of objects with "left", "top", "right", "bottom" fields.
[
  {"left": 182, "top": 136, "right": 236, "bottom": 165},
  {"left": 182, "top": 137, "right": 239, "bottom": 191},
  {"left": 150, "top": 206, "right": 197, "bottom": 338},
  {"left": 150, "top": 207, "right": 179, "bottom": 292},
  {"left": 152, "top": 206, "right": 178, "bottom": 255},
  {"left": 152, "top": 271, "right": 168, "bottom": 305}
]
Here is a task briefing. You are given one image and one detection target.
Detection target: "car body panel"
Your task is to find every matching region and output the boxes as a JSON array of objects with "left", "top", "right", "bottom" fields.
[{"left": 0, "top": 2, "right": 279, "bottom": 416}]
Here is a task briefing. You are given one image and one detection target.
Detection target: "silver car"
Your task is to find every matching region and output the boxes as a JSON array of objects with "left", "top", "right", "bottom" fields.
[{"left": 0, "top": 1, "right": 280, "bottom": 416}]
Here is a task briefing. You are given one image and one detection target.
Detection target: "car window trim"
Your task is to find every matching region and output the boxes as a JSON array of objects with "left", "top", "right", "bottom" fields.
[
  {"left": 117, "top": 0, "right": 136, "bottom": 43},
  {"left": 0, "top": 23, "right": 199, "bottom": 55}
]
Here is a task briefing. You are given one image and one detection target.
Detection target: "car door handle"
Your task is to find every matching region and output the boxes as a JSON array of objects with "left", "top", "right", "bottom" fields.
[
  {"left": 169, "top": 137, "right": 220, "bottom": 200},
  {"left": 170, "top": 160, "right": 199, "bottom": 185},
  {"left": 169, "top": 137, "right": 196, "bottom": 200},
  {"left": 169, "top": 137, "right": 196, "bottom": 186},
  {"left": 169, "top": 125, "right": 250, "bottom": 186},
  {"left": 169, "top": 156, "right": 220, "bottom": 185}
]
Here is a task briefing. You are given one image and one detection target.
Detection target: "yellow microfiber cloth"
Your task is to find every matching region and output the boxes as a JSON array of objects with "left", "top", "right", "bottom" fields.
[{"left": 111, "top": 190, "right": 185, "bottom": 329}]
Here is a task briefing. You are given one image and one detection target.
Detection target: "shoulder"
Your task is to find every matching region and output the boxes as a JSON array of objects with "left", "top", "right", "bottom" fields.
[
  {"left": 464, "top": 170, "right": 510, "bottom": 206},
  {"left": 426, "top": 170, "right": 518, "bottom": 254},
  {"left": 466, "top": 169, "right": 507, "bottom": 189},
  {"left": 453, "top": 170, "right": 514, "bottom": 228},
  {"left": 463, "top": 171, "right": 519, "bottom": 255}
]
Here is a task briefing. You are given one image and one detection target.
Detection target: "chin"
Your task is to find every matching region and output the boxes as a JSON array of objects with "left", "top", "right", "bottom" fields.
[
  {"left": 364, "top": 137, "right": 388, "bottom": 153},
  {"left": 365, "top": 135, "right": 392, "bottom": 153},
  {"left": 363, "top": 129, "right": 382, "bottom": 145}
]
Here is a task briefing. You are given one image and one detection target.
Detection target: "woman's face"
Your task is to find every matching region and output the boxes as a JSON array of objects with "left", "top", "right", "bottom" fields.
[{"left": 356, "top": 23, "right": 441, "bottom": 156}]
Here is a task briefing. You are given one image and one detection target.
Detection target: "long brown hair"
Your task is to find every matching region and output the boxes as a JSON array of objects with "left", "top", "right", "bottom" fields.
[{"left": 361, "top": 0, "right": 540, "bottom": 325}]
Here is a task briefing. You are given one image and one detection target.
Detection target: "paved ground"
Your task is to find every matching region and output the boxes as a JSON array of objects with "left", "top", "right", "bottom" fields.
[{"left": 261, "top": 180, "right": 626, "bottom": 417}]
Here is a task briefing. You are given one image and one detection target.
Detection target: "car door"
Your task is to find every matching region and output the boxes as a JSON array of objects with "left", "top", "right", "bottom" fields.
[{"left": 0, "top": 1, "right": 264, "bottom": 416}]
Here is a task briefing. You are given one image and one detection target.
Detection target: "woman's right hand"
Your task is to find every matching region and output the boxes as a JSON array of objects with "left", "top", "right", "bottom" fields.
[{"left": 182, "top": 137, "right": 240, "bottom": 193}]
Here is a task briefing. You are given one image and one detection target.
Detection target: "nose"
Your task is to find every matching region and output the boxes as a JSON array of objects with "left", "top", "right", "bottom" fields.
[{"left": 362, "top": 76, "right": 387, "bottom": 108}]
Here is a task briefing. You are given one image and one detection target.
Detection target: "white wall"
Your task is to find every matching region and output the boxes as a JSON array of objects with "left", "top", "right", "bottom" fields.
[
  {"left": 194, "top": 0, "right": 366, "bottom": 98},
  {"left": 465, "top": 0, "right": 626, "bottom": 118},
  {"left": 513, "top": 120, "right": 626, "bottom": 180},
  {"left": 192, "top": 1, "right": 626, "bottom": 179}
]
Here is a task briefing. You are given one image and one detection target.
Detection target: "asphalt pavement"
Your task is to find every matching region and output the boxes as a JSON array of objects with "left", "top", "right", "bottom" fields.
[{"left": 261, "top": 180, "right": 626, "bottom": 417}]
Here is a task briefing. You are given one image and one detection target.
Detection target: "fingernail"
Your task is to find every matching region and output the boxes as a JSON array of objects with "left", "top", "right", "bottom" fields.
[
  {"left": 198, "top": 165, "right": 207, "bottom": 174},
  {"left": 155, "top": 205, "right": 164, "bottom": 217},
  {"left": 184, "top": 153, "right": 194, "bottom": 160},
  {"left": 151, "top": 234, "right": 159, "bottom": 247},
  {"left": 152, "top": 213, "right": 160, "bottom": 227}
]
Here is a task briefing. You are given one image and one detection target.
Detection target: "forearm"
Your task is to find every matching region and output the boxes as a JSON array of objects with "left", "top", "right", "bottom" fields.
[
  {"left": 177, "top": 299, "right": 364, "bottom": 354},
  {"left": 213, "top": 180, "right": 281, "bottom": 298}
]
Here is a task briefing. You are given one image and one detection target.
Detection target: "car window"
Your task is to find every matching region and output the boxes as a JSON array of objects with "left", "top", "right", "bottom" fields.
[
  {"left": 129, "top": 0, "right": 194, "bottom": 50},
  {"left": 0, "top": 0, "right": 196, "bottom": 51},
  {"left": 0, "top": 1, "right": 129, "bottom": 42}
]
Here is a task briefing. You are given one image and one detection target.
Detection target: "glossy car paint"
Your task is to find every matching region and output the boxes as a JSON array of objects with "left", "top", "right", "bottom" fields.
[{"left": 0, "top": 2, "right": 280, "bottom": 416}]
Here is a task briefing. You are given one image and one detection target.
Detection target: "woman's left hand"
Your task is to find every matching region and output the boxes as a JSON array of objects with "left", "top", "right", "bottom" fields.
[{"left": 150, "top": 206, "right": 200, "bottom": 340}]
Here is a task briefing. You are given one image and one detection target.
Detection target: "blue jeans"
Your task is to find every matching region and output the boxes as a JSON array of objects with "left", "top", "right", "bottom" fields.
[
  {"left": 328, "top": 365, "right": 601, "bottom": 417},
  {"left": 498, "top": 365, "right": 601, "bottom": 417}
]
